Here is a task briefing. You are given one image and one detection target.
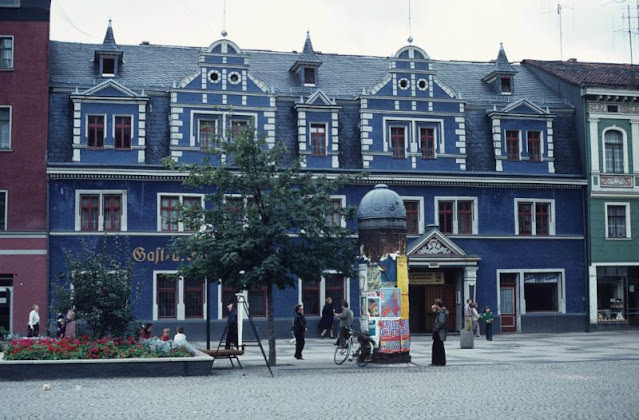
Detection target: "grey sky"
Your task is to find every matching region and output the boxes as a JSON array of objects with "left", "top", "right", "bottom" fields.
[{"left": 50, "top": 0, "right": 638, "bottom": 64}]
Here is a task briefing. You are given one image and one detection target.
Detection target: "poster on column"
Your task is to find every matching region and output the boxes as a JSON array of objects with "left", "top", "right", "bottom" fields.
[
  {"left": 397, "top": 255, "right": 409, "bottom": 320},
  {"left": 377, "top": 319, "right": 401, "bottom": 353},
  {"left": 380, "top": 288, "right": 401, "bottom": 318}
]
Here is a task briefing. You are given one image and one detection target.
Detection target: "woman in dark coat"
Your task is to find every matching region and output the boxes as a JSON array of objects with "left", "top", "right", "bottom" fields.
[
  {"left": 318, "top": 297, "right": 334, "bottom": 339},
  {"left": 431, "top": 299, "right": 448, "bottom": 366},
  {"left": 293, "top": 304, "right": 307, "bottom": 360},
  {"left": 225, "top": 301, "right": 238, "bottom": 349}
]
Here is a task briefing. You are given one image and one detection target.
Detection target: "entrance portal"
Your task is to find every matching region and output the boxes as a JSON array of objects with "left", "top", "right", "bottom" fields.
[{"left": 408, "top": 275, "right": 456, "bottom": 333}]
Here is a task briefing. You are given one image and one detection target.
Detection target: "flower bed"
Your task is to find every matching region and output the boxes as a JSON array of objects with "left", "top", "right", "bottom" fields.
[{"left": 3, "top": 336, "right": 192, "bottom": 360}]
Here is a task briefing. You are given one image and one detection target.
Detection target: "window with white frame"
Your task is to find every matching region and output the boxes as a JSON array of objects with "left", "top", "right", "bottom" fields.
[
  {"left": 310, "top": 123, "right": 327, "bottom": 156},
  {"left": 87, "top": 115, "right": 105, "bottom": 148},
  {"left": 420, "top": 127, "right": 435, "bottom": 160},
  {"left": 523, "top": 271, "right": 562, "bottom": 312},
  {"left": 605, "top": 203, "right": 630, "bottom": 239},
  {"left": 527, "top": 131, "right": 541, "bottom": 161},
  {"left": 219, "top": 284, "right": 267, "bottom": 318},
  {"left": 154, "top": 272, "right": 205, "bottom": 320},
  {"left": 603, "top": 129, "right": 625, "bottom": 174},
  {"left": 158, "top": 194, "right": 203, "bottom": 232},
  {"left": 0, "top": 190, "right": 6, "bottom": 231},
  {"left": 113, "top": 115, "right": 132, "bottom": 149},
  {"left": 0, "top": 106, "right": 10, "bottom": 149},
  {"left": 402, "top": 196, "right": 424, "bottom": 235},
  {"left": 0, "top": 36, "right": 13, "bottom": 69},
  {"left": 515, "top": 198, "right": 555, "bottom": 236},
  {"left": 390, "top": 126, "right": 406, "bottom": 159},
  {"left": 300, "top": 273, "right": 347, "bottom": 317},
  {"left": 505, "top": 130, "right": 519, "bottom": 161},
  {"left": 76, "top": 190, "right": 127, "bottom": 232},
  {"left": 325, "top": 195, "right": 346, "bottom": 228},
  {"left": 198, "top": 119, "right": 217, "bottom": 152},
  {"left": 435, "top": 197, "right": 477, "bottom": 235}
]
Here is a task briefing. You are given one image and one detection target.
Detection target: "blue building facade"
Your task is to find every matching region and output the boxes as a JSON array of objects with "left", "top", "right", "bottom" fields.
[{"left": 47, "top": 24, "right": 587, "bottom": 339}]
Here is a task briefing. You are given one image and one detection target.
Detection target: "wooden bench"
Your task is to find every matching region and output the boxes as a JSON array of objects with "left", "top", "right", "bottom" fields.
[{"left": 200, "top": 346, "right": 245, "bottom": 369}]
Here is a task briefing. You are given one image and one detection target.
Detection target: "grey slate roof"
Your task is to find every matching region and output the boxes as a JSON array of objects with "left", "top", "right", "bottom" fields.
[
  {"left": 49, "top": 40, "right": 569, "bottom": 107},
  {"left": 524, "top": 59, "right": 639, "bottom": 90}
]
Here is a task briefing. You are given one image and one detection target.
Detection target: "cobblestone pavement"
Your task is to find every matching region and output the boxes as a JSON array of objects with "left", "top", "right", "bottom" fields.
[{"left": 2, "top": 331, "right": 639, "bottom": 419}]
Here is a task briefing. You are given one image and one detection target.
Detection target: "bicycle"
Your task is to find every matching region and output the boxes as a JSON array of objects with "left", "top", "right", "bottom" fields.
[{"left": 333, "top": 328, "right": 375, "bottom": 367}]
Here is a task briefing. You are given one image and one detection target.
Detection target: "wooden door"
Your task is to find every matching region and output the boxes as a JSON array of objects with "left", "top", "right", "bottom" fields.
[
  {"left": 425, "top": 285, "right": 456, "bottom": 332},
  {"left": 500, "top": 285, "right": 517, "bottom": 332}
]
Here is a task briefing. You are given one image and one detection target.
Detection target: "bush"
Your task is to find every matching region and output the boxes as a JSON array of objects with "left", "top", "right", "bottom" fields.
[{"left": 2, "top": 336, "right": 193, "bottom": 360}]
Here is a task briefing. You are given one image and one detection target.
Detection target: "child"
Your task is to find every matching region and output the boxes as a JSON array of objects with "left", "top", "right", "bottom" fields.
[
  {"left": 161, "top": 328, "right": 170, "bottom": 341},
  {"left": 481, "top": 306, "right": 494, "bottom": 341},
  {"left": 173, "top": 326, "right": 186, "bottom": 343}
]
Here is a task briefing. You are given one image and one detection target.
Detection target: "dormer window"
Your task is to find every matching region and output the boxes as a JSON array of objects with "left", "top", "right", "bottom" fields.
[
  {"left": 304, "top": 67, "right": 316, "bottom": 85},
  {"left": 500, "top": 76, "right": 512, "bottom": 94},
  {"left": 101, "top": 56, "right": 116, "bottom": 76}
]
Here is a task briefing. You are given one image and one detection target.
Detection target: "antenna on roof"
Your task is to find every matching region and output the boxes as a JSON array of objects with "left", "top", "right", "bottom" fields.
[
  {"left": 221, "top": 0, "right": 228, "bottom": 38},
  {"left": 407, "top": 0, "right": 414, "bottom": 44}
]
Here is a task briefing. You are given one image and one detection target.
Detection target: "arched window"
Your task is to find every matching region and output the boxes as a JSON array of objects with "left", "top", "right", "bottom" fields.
[{"left": 604, "top": 130, "right": 624, "bottom": 174}]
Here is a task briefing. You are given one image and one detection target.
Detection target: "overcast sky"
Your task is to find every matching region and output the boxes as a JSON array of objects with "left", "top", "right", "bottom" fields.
[{"left": 50, "top": 0, "right": 638, "bottom": 64}]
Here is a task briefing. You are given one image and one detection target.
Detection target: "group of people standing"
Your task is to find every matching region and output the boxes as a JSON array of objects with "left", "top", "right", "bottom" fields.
[
  {"left": 26, "top": 304, "right": 76, "bottom": 338},
  {"left": 464, "top": 299, "right": 494, "bottom": 341},
  {"left": 292, "top": 297, "right": 353, "bottom": 360}
]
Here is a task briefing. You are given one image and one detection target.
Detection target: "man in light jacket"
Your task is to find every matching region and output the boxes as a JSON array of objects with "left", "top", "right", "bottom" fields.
[
  {"left": 334, "top": 300, "right": 353, "bottom": 347},
  {"left": 28, "top": 304, "right": 40, "bottom": 337}
]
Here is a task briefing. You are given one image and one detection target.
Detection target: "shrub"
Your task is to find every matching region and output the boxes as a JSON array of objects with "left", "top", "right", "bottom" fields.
[{"left": 3, "top": 336, "right": 192, "bottom": 360}]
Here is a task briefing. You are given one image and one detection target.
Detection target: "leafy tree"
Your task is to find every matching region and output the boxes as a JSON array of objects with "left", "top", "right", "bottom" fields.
[
  {"left": 53, "top": 238, "right": 138, "bottom": 338},
  {"left": 168, "top": 128, "right": 360, "bottom": 365}
]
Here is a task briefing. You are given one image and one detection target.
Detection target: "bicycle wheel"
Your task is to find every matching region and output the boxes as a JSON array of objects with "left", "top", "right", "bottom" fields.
[
  {"left": 356, "top": 341, "right": 374, "bottom": 367},
  {"left": 333, "top": 340, "right": 351, "bottom": 365}
]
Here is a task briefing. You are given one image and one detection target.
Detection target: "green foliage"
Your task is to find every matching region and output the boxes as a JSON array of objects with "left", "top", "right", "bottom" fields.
[
  {"left": 170, "top": 127, "right": 360, "bottom": 292},
  {"left": 53, "top": 238, "right": 139, "bottom": 338}
]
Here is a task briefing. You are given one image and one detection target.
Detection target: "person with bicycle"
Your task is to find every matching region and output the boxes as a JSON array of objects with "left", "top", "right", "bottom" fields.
[{"left": 334, "top": 300, "right": 353, "bottom": 347}]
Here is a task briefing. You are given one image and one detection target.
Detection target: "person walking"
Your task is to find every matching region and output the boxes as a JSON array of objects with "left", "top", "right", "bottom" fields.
[
  {"left": 318, "top": 297, "right": 334, "bottom": 339},
  {"left": 481, "top": 306, "right": 494, "bottom": 341},
  {"left": 471, "top": 302, "right": 480, "bottom": 337},
  {"left": 27, "top": 304, "right": 40, "bottom": 337},
  {"left": 334, "top": 300, "right": 353, "bottom": 347},
  {"left": 293, "top": 304, "right": 307, "bottom": 360},
  {"left": 431, "top": 299, "right": 448, "bottom": 366},
  {"left": 225, "top": 301, "right": 238, "bottom": 349}
]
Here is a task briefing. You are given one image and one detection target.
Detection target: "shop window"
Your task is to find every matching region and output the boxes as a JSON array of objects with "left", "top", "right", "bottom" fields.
[
  {"left": 114, "top": 116, "right": 131, "bottom": 149},
  {"left": 302, "top": 281, "right": 321, "bottom": 316},
  {"left": 0, "top": 106, "right": 10, "bottom": 149},
  {"left": 324, "top": 273, "right": 345, "bottom": 307},
  {"left": 157, "top": 274, "right": 177, "bottom": 318},
  {"left": 597, "top": 266, "right": 627, "bottom": 322},
  {"left": 87, "top": 115, "right": 105, "bottom": 148},
  {"left": 506, "top": 130, "right": 519, "bottom": 160},
  {"left": 77, "top": 191, "right": 126, "bottom": 232},
  {"left": 184, "top": 278, "right": 204, "bottom": 318},
  {"left": 248, "top": 286, "right": 267, "bottom": 317},
  {"left": 523, "top": 272, "right": 559, "bottom": 312}
]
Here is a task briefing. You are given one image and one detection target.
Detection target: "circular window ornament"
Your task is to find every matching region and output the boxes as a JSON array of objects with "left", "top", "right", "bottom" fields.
[
  {"left": 208, "top": 70, "right": 221, "bottom": 84},
  {"left": 398, "top": 78, "right": 410, "bottom": 90},
  {"left": 417, "top": 78, "right": 428, "bottom": 91},
  {"left": 228, "top": 71, "right": 241, "bottom": 85}
]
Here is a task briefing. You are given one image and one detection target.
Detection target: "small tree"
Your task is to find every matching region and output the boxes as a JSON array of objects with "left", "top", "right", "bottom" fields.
[
  {"left": 168, "top": 128, "right": 360, "bottom": 365},
  {"left": 54, "top": 238, "right": 137, "bottom": 338}
]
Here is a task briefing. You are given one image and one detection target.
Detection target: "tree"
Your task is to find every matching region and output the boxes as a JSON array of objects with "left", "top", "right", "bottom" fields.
[
  {"left": 53, "top": 238, "right": 137, "bottom": 338},
  {"left": 168, "top": 128, "right": 359, "bottom": 365}
]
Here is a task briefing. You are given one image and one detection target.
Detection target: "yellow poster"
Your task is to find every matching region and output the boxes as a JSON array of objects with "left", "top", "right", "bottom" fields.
[{"left": 397, "top": 255, "right": 409, "bottom": 319}]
